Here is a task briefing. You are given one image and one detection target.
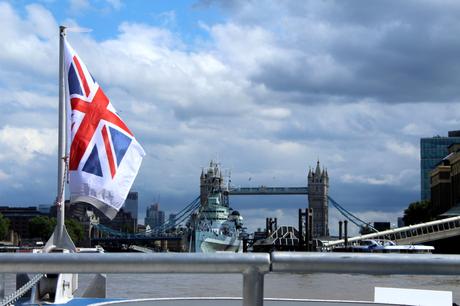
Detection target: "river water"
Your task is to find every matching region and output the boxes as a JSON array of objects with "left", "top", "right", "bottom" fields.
[{"left": 4, "top": 273, "right": 460, "bottom": 303}]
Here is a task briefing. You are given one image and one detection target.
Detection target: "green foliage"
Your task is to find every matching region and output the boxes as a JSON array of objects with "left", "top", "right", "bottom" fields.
[
  {"left": 29, "top": 216, "right": 85, "bottom": 244},
  {"left": 403, "top": 200, "right": 434, "bottom": 226},
  {"left": 65, "top": 219, "right": 84, "bottom": 244},
  {"left": 0, "top": 213, "right": 10, "bottom": 240},
  {"left": 28, "top": 216, "right": 55, "bottom": 241}
]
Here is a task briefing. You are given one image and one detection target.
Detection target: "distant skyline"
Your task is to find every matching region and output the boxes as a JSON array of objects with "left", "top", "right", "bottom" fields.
[{"left": 1, "top": 0, "right": 460, "bottom": 234}]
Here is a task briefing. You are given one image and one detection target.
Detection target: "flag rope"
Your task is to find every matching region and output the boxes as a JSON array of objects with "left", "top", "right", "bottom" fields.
[{"left": 55, "top": 156, "right": 69, "bottom": 208}]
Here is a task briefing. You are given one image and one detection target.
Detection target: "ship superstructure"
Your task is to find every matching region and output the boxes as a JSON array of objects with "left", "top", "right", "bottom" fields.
[{"left": 191, "top": 161, "right": 244, "bottom": 252}]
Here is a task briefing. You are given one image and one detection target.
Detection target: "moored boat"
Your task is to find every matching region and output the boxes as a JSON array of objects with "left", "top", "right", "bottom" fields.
[
  {"left": 193, "top": 194, "right": 243, "bottom": 252},
  {"left": 333, "top": 239, "right": 434, "bottom": 253},
  {"left": 190, "top": 161, "right": 245, "bottom": 253}
]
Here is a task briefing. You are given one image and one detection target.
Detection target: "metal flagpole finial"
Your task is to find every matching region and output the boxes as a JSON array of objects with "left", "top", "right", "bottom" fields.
[{"left": 60, "top": 25, "right": 67, "bottom": 36}]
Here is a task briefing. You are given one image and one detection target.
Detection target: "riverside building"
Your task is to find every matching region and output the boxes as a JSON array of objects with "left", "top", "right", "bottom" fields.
[
  {"left": 123, "top": 191, "right": 139, "bottom": 230},
  {"left": 421, "top": 130, "right": 460, "bottom": 201},
  {"left": 430, "top": 143, "right": 460, "bottom": 216}
]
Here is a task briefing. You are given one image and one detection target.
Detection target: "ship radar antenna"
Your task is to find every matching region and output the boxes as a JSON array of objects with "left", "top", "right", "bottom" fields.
[{"left": 227, "top": 169, "right": 232, "bottom": 190}]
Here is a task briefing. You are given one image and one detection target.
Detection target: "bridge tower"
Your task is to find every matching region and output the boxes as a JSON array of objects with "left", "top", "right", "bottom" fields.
[
  {"left": 200, "top": 161, "right": 228, "bottom": 206},
  {"left": 308, "top": 160, "right": 330, "bottom": 238}
]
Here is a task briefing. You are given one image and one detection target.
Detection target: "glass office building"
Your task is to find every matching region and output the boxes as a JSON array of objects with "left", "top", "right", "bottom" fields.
[
  {"left": 420, "top": 131, "right": 460, "bottom": 201},
  {"left": 124, "top": 191, "right": 139, "bottom": 230}
]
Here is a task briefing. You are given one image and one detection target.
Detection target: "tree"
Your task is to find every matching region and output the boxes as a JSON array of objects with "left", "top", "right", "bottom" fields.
[
  {"left": 29, "top": 216, "right": 85, "bottom": 245},
  {"left": 403, "top": 200, "right": 434, "bottom": 226},
  {"left": 0, "top": 213, "right": 10, "bottom": 240},
  {"left": 65, "top": 219, "right": 84, "bottom": 244},
  {"left": 28, "top": 216, "right": 55, "bottom": 241}
]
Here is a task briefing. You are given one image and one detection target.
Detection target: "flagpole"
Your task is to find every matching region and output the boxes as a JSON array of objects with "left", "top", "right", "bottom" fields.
[
  {"left": 57, "top": 25, "right": 67, "bottom": 243},
  {"left": 45, "top": 25, "right": 76, "bottom": 252}
]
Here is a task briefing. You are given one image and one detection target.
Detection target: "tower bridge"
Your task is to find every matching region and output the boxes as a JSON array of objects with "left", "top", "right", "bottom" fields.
[
  {"left": 200, "top": 160, "right": 330, "bottom": 238},
  {"left": 92, "top": 160, "right": 460, "bottom": 250},
  {"left": 93, "top": 161, "right": 352, "bottom": 248}
]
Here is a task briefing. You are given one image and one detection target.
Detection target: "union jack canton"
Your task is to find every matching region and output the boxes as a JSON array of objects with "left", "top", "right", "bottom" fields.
[{"left": 64, "top": 39, "right": 145, "bottom": 219}]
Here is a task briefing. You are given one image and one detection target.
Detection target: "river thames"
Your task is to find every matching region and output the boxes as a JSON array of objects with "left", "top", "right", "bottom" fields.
[{"left": 4, "top": 273, "right": 460, "bottom": 302}]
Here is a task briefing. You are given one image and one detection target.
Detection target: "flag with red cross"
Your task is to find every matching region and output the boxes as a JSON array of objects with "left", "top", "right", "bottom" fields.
[{"left": 64, "top": 39, "right": 145, "bottom": 219}]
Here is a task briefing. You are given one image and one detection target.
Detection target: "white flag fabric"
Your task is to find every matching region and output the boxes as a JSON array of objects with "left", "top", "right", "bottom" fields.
[{"left": 64, "top": 39, "right": 145, "bottom": 219}]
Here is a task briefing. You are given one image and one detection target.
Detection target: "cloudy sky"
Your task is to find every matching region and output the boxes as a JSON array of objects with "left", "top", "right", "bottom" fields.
[{"left": 1, "top": 0, "right": 460, "bottom": 234}]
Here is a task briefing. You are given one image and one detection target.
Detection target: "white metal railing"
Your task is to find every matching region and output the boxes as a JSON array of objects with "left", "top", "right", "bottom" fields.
[
  {"left": 2, "top": 252, "right": 460, "bottom": 306},
  {"left": 324, "top": 215, "right": 460, "bottom": 247}
]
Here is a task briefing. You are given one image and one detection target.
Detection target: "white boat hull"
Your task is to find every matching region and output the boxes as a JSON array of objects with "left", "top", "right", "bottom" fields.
[
  {"left": 195, "top": 231, "right": 241, "bottom": 253},
  {"left": 200, "top": 237, "right": 241, "bottom": 253}
]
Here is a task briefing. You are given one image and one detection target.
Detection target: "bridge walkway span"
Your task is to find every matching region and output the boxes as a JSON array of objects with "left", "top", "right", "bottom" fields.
[
  {"left": 228, "top": 186, "right": 377, "bottom": 231},
  {"left": 323, "top": 215, "right": 460, "bottom": 247},
  {"left": 228, "top": 187, "right": 308, "bottom": 195}
]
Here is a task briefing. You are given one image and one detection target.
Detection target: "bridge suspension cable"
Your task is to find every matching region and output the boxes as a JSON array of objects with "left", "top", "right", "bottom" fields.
[
  {"left": 95, "top": 196, "right": 202, "bottom": 238},
  {"left": 149, "top": 195, "right": 201, "bottom": 233},
  {"left": 327, "top": 196, "right": 378, "bottom": 233}
]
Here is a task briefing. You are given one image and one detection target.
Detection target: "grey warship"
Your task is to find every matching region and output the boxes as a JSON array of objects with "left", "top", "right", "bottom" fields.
[{"left": 190, "top": 161, "right": 244, "bottom": 252}]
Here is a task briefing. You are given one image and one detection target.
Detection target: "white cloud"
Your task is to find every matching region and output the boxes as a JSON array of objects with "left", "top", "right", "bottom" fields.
[
  {"left": 239, "top": 208, "right": 297, "bottom": 233},
  {"left": 105, "top": 0, "right": 122, "bottom": 10},
  {"left": 0, "top": 126, "right": 56, "bottom": 163},
  {"left": 0, "top": 170, "right": 9, "bottom": 181},
  {"left": 209, "top": 22, "right": 285, "bottom": 74},
  {"left": 0, "top": 3, "right": 57, "bottom": 80},
  {"left": 69, "top": 0, "right": 91, "bottom": 12},
  {"left": 402, "top": 123, "right": 433, "bottom": 137},
  {"left": 340, "top": 169, "right": 417, "bottom": 187},
  {"left": 385, "top": 140, "right": 418, "bottom": 157},
  {"left": 258, "top": 108, "right": 291, "bottom": 120},
  {"left": 341, "top": 174, "right": 399, "bottom": 186},
  {"left": 0, "top": 1, "right": 457, "bottom": 217},
  {"left": 156, "top": 10, "right": 177, "bottom": 28},
  {"left": 1, "top": 90, "right": 56, "bottom": 109}
]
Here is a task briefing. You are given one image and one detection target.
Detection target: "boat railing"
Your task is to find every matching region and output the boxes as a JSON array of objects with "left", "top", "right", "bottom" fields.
[{"left": 2, "top": 252, "right": 460, "bottom": 306}]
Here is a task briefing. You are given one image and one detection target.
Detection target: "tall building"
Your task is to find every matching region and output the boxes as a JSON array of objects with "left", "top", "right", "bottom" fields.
[
  {"left": 421, "top": 131, "right": 460, "bottom": 201},
  {"left": 168, "top": 213, "right": 177, "bottom": 230},
  {"left": 307, "top": 161, "right": 329, "bottom": 238},
  {"left": 123, "top": 191, "right": 139, "bottom": 230},
  {"left": 144, "top": 203, "right": 165, "bottom": 231}
]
